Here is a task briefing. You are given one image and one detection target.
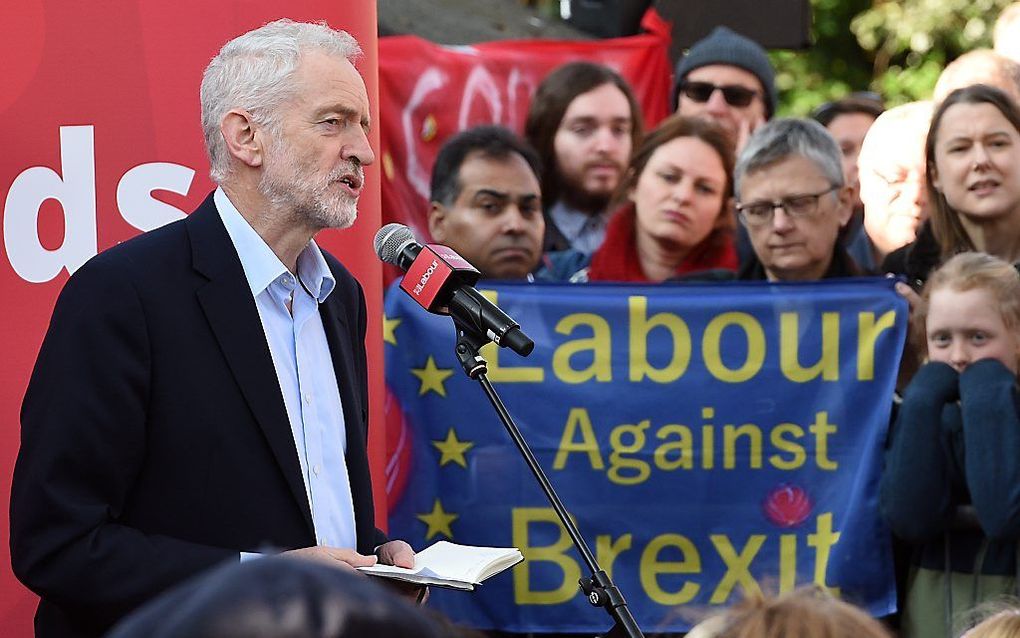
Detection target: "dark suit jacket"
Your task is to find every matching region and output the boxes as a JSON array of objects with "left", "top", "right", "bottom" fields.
[{"left": 10, "top": 193, "right": 385, "bottom": 638}]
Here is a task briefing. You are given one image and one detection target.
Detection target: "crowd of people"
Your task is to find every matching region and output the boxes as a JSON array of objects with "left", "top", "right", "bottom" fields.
[
  {"left": 419, "top": 6, "right": 1020, "bottom": 638},
  {"left": 9, "top": 5, "right": 1020, "bottom": 638}
]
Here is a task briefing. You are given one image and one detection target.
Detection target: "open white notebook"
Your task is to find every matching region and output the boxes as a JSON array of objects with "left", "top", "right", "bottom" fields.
[{"left": 358, "top": 541, "right": 523, "bottom": 591}]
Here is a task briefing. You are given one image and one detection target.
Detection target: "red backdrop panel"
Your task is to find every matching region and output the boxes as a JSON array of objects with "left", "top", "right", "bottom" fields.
[{"left": 0, "top": 3, "right": 383, "bottom": 635}]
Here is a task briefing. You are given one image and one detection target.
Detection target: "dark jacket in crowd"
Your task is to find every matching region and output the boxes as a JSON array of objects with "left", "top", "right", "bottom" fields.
[
  {"left": 670, "top": 240, "right": 865, "bottom": 283},
  {"left": 733, "top": 242, "right": 866, "bottom": 280},
  {"left": 880, "top": 360, "right": 1020, "bottom": 638},
  {"left": 880, "top": 221, "right": 942, "bottom": 286}
]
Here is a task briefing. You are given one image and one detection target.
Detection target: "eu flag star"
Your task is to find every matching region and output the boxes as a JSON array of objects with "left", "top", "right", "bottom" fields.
[
  {"left": 410, "top": 356, "right": 454, "bottom": 397},
  {"left": 383, "top": 313, "right": 402, "bottom": 345},
  {"left": 432, "top": 428, "right": 474, "bottom": 468},
  {"left": 416, "top": 498, "right": 459, "bottom": 540}
]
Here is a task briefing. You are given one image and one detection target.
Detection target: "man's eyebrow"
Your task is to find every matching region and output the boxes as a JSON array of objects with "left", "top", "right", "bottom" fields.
[
  {"left": 315, "top": 105, "right": 371, "bottom": 129},
  {"left": 563, "top": 114, "right": 631, "bottom": 126},
  {"left": 471, "top": 189, "right": 510, "bottom": 199}
]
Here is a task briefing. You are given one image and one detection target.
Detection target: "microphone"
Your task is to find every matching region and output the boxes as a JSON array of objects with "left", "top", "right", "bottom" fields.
[{"left": 374, "top": 223, "right": 535, "bottom": 357}]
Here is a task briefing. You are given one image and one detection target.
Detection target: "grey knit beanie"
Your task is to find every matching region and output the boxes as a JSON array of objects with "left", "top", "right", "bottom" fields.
[{"left": 673, "top": 26, "right": 777, "bottom": 118}]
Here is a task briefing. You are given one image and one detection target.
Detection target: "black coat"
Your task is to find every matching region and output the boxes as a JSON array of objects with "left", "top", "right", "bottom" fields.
[{"left": 880, "top": 221, "right": 941, "bottom": 286}]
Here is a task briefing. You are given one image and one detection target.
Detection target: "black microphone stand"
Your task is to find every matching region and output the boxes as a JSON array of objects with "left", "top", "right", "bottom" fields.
[{"left": 450, "top": 319, "right": 645, "bottom": 638}]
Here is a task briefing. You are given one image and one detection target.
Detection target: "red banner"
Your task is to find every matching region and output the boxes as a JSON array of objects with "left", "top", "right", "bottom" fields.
[
  {"left": 1, "top": 3, "right": 382, "bottom": 635},
  {"left": 377, "top": 10, "right": 673, "bottom": 241}
]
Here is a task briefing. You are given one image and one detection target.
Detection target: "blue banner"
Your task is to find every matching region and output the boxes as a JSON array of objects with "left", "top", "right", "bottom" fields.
[{"left": 383, "top": 279, "right": 906, "bottom": 633}]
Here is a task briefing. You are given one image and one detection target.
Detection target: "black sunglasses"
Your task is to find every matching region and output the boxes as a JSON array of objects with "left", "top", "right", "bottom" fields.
[{"left": 679, "top": 81, "right": 758, "bottom": 107}]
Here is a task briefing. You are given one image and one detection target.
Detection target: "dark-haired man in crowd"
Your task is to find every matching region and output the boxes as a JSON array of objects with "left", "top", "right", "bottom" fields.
[
  {"left": 525, "top": 61, "right": 643, "bottom": 256},
  {"left": 428, "top": 125, "right": 544, "bottom": 279},
  {"left": 812, "top": 93, "right": 885, "bottom": 270}
]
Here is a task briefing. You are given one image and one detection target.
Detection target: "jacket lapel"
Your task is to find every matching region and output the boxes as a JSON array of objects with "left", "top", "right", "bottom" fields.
[{"left": 186, "top": 194, "right": 314, "bottom": 534}]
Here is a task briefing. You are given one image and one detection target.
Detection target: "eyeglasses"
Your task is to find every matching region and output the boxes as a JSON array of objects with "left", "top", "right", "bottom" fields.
[
  {"left": 736, "top": 186, "right": 840, "bottom": 227},
  {"left": 679, "top": 81, "right": 758, "bottom": 107}
]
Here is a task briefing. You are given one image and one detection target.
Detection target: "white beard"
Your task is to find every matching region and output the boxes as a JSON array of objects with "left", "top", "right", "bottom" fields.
[{"left": 259, "top": 141, "right": 363, "bottom": 230}]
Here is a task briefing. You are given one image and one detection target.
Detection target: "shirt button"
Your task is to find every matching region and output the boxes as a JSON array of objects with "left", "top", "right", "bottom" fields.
[
  {"left": 313, "top": 464, "right": 321, "bottom": 476},
  {"left": 282, "top": 276, "right": 294, "bottom": 288},
  {"left": 303, "top": 392, "right": 312, "bottom": 404}
]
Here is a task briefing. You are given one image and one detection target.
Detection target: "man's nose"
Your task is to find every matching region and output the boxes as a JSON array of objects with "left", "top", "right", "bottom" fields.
[
  {"left": 706, "top": 89, "right": 730, "bottom": 114},
  {"left": 502, "top": 207, "right": 527, "bottom": 234},
  {"left": 899, "top": 173, "right": 926, "bottom": 210},
  {"left": 593, "top": 126, "right": 615, "bottom": 152},
  {"left": 344, "top": 128, "right": 375, "bottom": 166},
  {"left": 771, "top": 205, "right": 795, "bottom": 232}
]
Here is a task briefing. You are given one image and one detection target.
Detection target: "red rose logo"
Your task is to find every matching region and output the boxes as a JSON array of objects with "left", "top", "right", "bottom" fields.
[{"left": 763, "top": 484, "right": 812, "bottom": 528}]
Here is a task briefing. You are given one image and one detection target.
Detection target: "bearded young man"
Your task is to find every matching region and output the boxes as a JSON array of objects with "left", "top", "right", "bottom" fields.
[{"left": 525, "top": 62, "right": 643, "bottom": 256}]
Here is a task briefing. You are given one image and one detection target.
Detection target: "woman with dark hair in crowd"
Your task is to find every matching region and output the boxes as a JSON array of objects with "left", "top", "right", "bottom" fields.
[
  {"left": 540, "top": 114, "right": 737, "bottom": 282},
  {"left": 883, "top": 84, "right": 1020, "bottom": 287}
]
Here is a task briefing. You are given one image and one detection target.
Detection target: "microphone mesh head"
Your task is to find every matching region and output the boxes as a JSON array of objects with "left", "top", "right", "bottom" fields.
[{"left": 374, "top": 223, "right": 416, "bottom": 265}]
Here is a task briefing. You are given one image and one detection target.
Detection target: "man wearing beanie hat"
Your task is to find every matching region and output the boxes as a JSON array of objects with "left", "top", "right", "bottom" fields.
[{"left": 674, "top": 26, "right": 777, "bottom": 152}]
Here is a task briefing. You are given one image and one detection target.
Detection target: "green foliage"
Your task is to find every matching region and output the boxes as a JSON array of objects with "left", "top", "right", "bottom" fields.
[{"left": 773, "top": 0, "right": 1015, "bottom": 116}]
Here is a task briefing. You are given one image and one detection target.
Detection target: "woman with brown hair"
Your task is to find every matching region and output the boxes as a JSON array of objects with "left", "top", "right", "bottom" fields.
[
  {"left": 883, "top": 84, "right": 1020, "bottom": 286},
  {"left": 540, "top": 114, "right": 737, "bottom": 282}
]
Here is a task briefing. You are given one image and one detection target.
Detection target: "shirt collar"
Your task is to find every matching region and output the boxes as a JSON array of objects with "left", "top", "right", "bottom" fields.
[
  {"left": 549, "top": 200, "right": 608, "bottom": 242},
  {"left": 214, "top": 187, "right": 335, "bottom": 302}
]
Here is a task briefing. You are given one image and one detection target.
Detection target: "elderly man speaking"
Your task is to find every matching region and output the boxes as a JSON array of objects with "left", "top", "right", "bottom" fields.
[{"left": 11, "top": 19, "right": 413, "bottom": 638}]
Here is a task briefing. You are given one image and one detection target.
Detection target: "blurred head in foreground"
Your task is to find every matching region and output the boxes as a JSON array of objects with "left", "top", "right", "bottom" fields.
[
  {"left": 689, "top": 586, "right": 892, "bottom": 638},
  {"left": 107, "top": 558, "right": 448, "bottom": 638}
]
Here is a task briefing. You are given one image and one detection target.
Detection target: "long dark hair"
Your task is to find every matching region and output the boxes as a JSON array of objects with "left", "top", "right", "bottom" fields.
[
  {"left": 925, "top": 84, "right": 1020, "bottom": 258},
  {"left": 524, "top": 62, "right": 643, "bottom": 208}
]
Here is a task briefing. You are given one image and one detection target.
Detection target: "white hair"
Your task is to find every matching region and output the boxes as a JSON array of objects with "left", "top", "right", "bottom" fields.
[{"left": 200, "top": 19, "right": 362, "bottom": 183}]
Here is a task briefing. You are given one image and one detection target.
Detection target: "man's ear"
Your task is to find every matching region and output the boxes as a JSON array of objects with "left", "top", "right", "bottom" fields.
[
  {"left": 427, "top": 201, "right": 447, "bottom": 242},
  {"left": 220, "top": 109, "right": 265, "bottom": 169}
]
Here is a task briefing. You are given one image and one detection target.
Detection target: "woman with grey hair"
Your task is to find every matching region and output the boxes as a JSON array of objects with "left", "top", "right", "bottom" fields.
[{"left": 685, "top": 117, "right": 864, "bottom": 281}]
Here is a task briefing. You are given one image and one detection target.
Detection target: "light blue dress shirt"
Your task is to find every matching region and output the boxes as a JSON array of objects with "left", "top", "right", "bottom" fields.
[
  {"left": 549, "top": 200, "right": 610, "bottom": 256},
  {"left": 215, "top": 188, "right": 357, "bottom": 557}
]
